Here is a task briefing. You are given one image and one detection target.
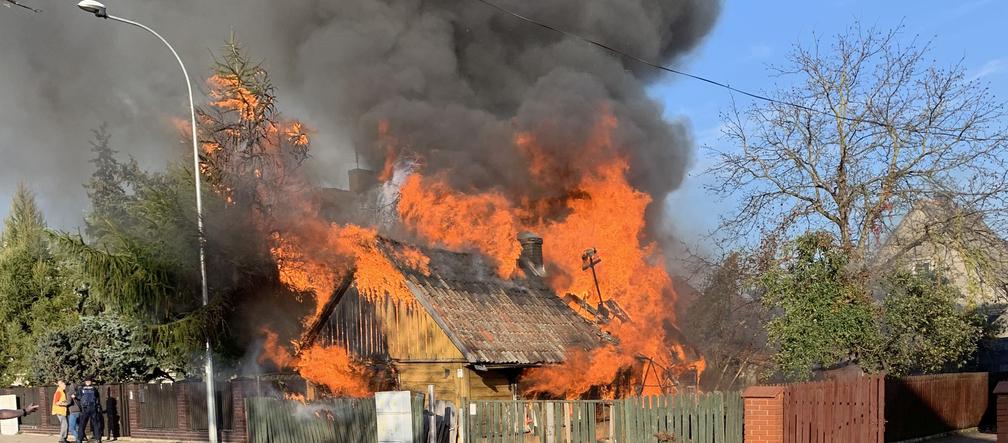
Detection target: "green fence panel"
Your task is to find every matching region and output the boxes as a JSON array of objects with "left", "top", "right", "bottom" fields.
[
  {"left": 245, "top": 396, "right": 379, "bottom": 443},
  {"left": 458, "top": 391, "right": 742, "bottom": 443}
]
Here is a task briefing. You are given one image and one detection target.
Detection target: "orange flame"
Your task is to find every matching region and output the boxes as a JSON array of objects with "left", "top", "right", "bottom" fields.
[
  {"left": 392, "top": 108, "right": 701, "bottom": 397},
  {"left": 246, "top": 89, "right": 699, "bottom": 398},
  {"left": 296, "top": 344, "right": 372, "bottom": 398},
  {"left": 398, "top": 175, "right": 521, "bottom": 277},
  {"left": 258, "top": 328, "right": 372, "bottom": 398},
  {"left": 258, "top": 328, "right": 296, "bottom": 368},
  {"left": 207, "top": 74, "right": 261, "bottom": 121},
  {"left": 266, "top": 221, "right": 427, "bottom": 396}
]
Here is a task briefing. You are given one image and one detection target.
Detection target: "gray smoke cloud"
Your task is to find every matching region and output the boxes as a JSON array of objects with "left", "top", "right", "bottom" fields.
[{"left": 0, "top": 0, "right": 718, "bottom": 229}]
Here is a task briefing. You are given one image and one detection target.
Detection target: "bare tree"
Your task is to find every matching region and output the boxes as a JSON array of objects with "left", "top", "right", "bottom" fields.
[
  {"left": 708, "top": 25, "right": 1008, "bottom": 272},
  {"left": 682, "top": 252, "right": 771, "bottom": 390}
]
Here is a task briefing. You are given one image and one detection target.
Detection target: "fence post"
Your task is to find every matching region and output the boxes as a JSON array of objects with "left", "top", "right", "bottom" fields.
[
  {"left": 459, "top": 399, "right": 466, "bottom": 443},
  {"left": 545, "top": 402, "right": 555, "bottom": 443},
  {"left": 427, "top": 385, "right": 435, "bottom": 443},
  {"left": 126, "top": 384, "right": 141, "bottom": 432},
  {"left": 995, "top": 382, "right": 1008, "bottom": 443},
  {"left": 176, "top": 382, "right": 190, "bottom": 432},
  {"left": 741, "top": 385, "right": 785, "bottom": 443}
]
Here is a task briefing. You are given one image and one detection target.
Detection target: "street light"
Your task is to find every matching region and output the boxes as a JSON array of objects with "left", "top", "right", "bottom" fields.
[{"left": 76, "top": 2, "right": 219, "bottom": 442}]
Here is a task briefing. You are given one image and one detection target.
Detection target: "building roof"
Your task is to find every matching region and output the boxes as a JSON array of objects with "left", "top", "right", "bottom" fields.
[
  {"left": 876, "top": 199, "right": 1008, "bottom": 274},
  {"left": 306, "top": 236, "right": 605, "bottom": 366}
]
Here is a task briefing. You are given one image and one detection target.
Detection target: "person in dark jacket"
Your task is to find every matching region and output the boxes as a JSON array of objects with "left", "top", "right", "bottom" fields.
[
  {"left": 76, "top": 377, "right": 102, "bottom": 443},
  {"left": 67, "top": 382, "right": 81, "bottom": 442},
  {"left": 103, "top": 394, "right": 118, "bottom": 441}
]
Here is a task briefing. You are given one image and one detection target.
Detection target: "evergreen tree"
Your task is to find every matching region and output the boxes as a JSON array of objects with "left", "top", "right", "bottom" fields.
[
  {"left": 0, "top": 184, "right": 76, "bottom": 384},
  {"left": 761, "top": 232, "right": 881, "bottom": 380},
  {"left": 51, "top": 38, "right": 312, "bottom": 378},
  {"left": 879, "top": 271, "right": 985, "bottom": 376},
  {"left": 83, "top": 124, "right": 147, "bottom": 244},
  {"left": 32, "top": 316, "right": 160, "bottom": 383},
  {"left": 760, "top": 231, "right": 987, "bottom": 380}
]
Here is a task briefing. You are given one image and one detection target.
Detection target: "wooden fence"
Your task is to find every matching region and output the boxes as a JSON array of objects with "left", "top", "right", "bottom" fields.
[
  {"left": 617, "top": 391, "right": 743, "bottom": 443},
  {"left": 462, "top": 391, "right": 742, "bottom": 443},
  {"left": 885, "top": 372, "right": 989, "bottom": 441},
  {"left": 782, "top": 375, "right": 884, "bottom": 443}
]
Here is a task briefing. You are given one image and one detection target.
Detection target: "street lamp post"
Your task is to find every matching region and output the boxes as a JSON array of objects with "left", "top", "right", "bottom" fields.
[{"left": 76, "top": 2, "right": 218, "bottom": 442}]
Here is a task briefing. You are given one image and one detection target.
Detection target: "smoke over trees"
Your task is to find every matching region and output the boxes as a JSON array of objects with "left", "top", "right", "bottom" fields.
[
  {"left": 0, "top": 0, "right": 725, "bottom": 385},
  {"left": 0, "top": 0, "right": 720, "bottom": 230}
]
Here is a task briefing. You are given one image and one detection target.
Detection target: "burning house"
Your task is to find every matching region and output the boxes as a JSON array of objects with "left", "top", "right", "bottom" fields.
[
  {"left": 241, "top": 0, "right": 720, "bottom": 403},
  {"left": 295, "top": 231, "right": 607, "bottom": 405},
  {"left": 256, "top": 165, "right": 703, "bottom": 403}
]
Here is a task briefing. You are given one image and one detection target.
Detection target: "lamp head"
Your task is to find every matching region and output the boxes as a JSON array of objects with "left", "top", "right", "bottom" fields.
[{"left": 77, "top": 0, "right": 107, "bottom": 18}]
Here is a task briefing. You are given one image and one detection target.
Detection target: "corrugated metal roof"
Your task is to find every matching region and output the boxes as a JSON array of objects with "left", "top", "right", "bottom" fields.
[{"left": 382, "top": 238, "right": 605, "bottom": 365}]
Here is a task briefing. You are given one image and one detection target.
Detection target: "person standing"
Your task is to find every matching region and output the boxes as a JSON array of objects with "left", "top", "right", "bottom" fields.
[
  {"left": 76, "top": 377, "right": 102, "bottom": 443},
  {"left": 67, "top": 382, "right": 81, "bottom": 442},
  {"left": 103, "top": 393, "right": 118, "bottom": 441},
  {"left": 51, "top": 380, "right": 70, "bottom": 443}
]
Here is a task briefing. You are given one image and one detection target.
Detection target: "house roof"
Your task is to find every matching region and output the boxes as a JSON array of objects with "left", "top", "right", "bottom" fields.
[
  {"left": 876, "top": 199, "right": 1008, "bottom": 273},
  {"left": 306, "top": 236, "right": 605, "bottom": 366}
]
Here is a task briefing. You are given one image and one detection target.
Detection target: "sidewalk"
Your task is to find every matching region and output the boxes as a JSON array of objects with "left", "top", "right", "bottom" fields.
[
  {"left": 924, "top": 430, "right": 997, "bottom": 443},
  {"left": 0, "top": 434, "right": 205, "bottom": 443}
]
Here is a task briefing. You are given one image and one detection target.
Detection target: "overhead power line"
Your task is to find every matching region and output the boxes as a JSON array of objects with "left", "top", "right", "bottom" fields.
[{"left": 472, "top": 0, "right": 1000, "bottom": 143}]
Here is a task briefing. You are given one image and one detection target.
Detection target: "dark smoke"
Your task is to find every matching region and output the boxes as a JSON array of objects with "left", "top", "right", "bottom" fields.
[{"left": 0, "top": 0, "right": 718, "bottom": 228}]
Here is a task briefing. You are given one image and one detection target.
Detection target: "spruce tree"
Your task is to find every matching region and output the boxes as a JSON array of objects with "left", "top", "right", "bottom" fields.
[{"left": 0, "top": 184, "right": 76, "bottom": 383}]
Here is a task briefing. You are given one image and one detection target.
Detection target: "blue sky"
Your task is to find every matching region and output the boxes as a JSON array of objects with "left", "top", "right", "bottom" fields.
[{"left": 655, "top": 0, "right": 1008, "bottom": 246}]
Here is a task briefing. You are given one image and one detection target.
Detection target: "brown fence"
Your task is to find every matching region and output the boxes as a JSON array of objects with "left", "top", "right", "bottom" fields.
[
  {"left": 0, "top": 384, "right": 128, "bottom": 436},
  {"left": 885, "top": 372, "right": 989, "bottom": 441},
  {"left": 781, "top": 375, "right": 885, "bottom": 443},
  {"left": 0, "top": 379, "right": 254, "bottom": 441}
]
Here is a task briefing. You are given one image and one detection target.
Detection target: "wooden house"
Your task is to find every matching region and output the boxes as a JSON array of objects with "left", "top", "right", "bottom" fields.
[{"left": 298, "top": 232, "right": 605, "bottom": 406}]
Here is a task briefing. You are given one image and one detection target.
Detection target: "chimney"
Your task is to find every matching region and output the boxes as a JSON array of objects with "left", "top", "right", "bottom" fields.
[
  {"left": 517, "top": 232, "right": 545, "bottom": 277},
  {"left": 348, "top": 168, "right": 378, "bottom": 194}
]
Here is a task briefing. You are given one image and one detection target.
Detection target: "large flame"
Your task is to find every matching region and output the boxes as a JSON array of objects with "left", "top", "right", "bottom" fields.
[
  {"left": 263, "top": 221, "right": 428, "bottom": 396},
  {"left": 250, "top": 99, "right": 701, "bottom": 399},
  {"left": 295, "top": 344, "right": 372, "bottom": 398},
  {"left": 259, "top": 328, "right": 372, "bottom": 398},
  {"left": 392, "top": 108, "right": 703, "bottom": 397}
]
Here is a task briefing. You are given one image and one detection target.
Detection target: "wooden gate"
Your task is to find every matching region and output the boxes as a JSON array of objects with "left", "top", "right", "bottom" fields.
[
  {"left": 782, "top": 375, "right": 884, "bottom": 443},
  {"left": 462, "top": 392, "right": 742, "bottom": 443}
]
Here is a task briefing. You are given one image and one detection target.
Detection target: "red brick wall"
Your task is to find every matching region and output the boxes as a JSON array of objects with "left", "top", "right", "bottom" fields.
[
  {"left": 229, "top": 379, "right": 251, "bottom": 440},
  {"left": 742, "top": 385, "right": 785, "bottom": 443}
]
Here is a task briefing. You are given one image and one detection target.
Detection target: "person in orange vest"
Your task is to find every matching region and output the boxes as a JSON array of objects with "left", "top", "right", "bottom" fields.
[{"left": 52, "top": 380, "right": 71, "bottom": 443}]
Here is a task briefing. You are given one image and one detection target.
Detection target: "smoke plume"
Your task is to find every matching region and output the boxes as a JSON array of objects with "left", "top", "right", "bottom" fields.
[{"left": 0, "top": 0, "right": 718, "bottom": 228}]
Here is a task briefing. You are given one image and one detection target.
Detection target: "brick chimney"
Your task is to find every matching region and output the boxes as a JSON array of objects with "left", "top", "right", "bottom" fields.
[
  {"left": 348, "top": 168, "right": 378, "bottom": 194},
  {"left": 517, "top": 232, "right": 545, "bottom": 277}
]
